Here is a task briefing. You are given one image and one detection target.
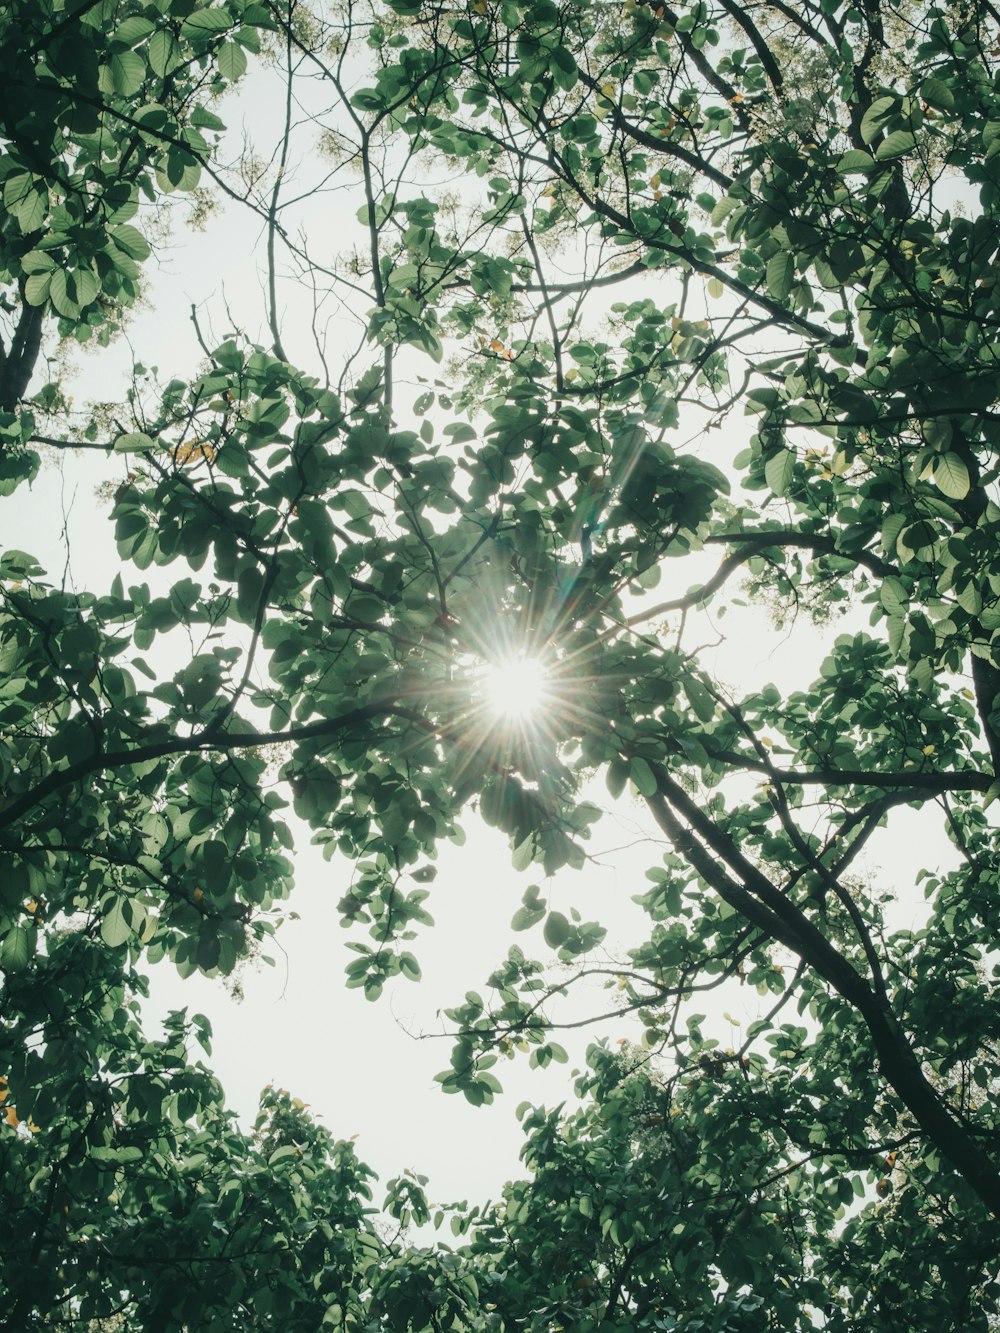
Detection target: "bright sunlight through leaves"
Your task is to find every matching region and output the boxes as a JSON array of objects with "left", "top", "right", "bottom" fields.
[{"left": 482, "top": 655, "right": 550, "bottom": 721}]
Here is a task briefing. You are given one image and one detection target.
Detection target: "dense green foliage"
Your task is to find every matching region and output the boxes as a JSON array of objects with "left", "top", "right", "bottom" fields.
[{"left": 2, "top": 0, "right": 1000, "bottom": 1327}]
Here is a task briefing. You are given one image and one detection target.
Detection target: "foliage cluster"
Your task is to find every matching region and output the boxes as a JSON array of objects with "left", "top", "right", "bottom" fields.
[{"left": 2, "top": 0, "right": 1000, "bottom": 1327}]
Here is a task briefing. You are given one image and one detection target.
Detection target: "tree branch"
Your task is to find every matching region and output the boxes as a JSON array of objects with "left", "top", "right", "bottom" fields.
[
  {"left": 0, "top": 699, "right": 431, "bottom": 832},
  {"left": 643, "top": 766, "right": 1000, "bottom": 1216}
]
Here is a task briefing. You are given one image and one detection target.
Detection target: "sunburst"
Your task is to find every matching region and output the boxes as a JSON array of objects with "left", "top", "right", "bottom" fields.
[{"left": 481, "top": 653, "right": 550, "bottom": 723}]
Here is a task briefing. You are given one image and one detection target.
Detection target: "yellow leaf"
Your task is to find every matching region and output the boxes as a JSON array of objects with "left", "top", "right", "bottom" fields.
[
  {"left": 174, "top": 440, "right": 217, "bottom": 467},
  {"left": 921, "top": 743, "right": 936, "bottom": 756}
]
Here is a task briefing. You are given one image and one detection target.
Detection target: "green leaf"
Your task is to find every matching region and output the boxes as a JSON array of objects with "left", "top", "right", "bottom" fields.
[
  {"left": 710, "top": 195, "right": 738, "bottom": 226},
  {"left": 836, "top": 149, "right": 876, "bottom": 174},
  {"left": 182, "top": 10, "right": 232, "bottom": 37},
  {"left": 148, "top": 30, "right": 180, "bottom": 76},
  {"left": 113, "top": 16, "right": 156, "bottom": 47},
  {"left": 268, "top": 1144, "right": 299, "bottom": 1165},
  {"left": 920, "top": 76, "right": 955, "bottom": 111},
  {"left": 90, "top": 1145, "right": 144, "bottom": 1165},
  {"left": 1, "top": 926, "right": 31, "bottom": 972},
  {"left": 766, "top": 252, "right": 794, "bottom": 301},
  {"left": 399, "top": 952, "right": 421, "bottom": 981},
  {"left": 876, "top": 130, "right": 917, "bottom": 161},
  {"left": 683, "top": 677, "right": 715, "bottom": 723},
  {"left": 237, "top": 566, "right": 265, "bottom": 622},
  {"left": 101, "top": 897, "right": 132, "bottom": 947},
  {"left": 21, "top": 251, "right": 55, "bottom": 275},
  {"left": 191, "top": 105, "right": 226, "bottom": 132},
  {"left": 109, "top": 224, "right": 151, "bottom": 261},
  {"left": 956, "top": 581, "right": 982, "bottom": 616},
  {"left": 859, "top": 95, "right": 898, "bottom": 144},
  {"left": 23, "top": 272, "right": 52, "bottom": 306},
  {"left": 110, "top": 50, "right": 146, "bottom": 96},
  {"left": 8, "top": 178, "right": 47, "bottom": 232},
  {"left": 511, "top": 885, "right": 545, "bottom": 932},
  {"left": 114, "top": 431, "right": 157, "bottom": 452},
  {"left": 49, "top": 269, "right": 80, "bottom": 318},
  {"left": 764, "top": 448, "right": 795, "bottom": 496},
  {"left": 511, "top": 834, "right": 535, "bottom": 871},
  {"left": 218, "top": 40, "right": 247, "bottom": 81},
  {"left": 606, "top": 759, "right": 628, "bottom": 799},
  {"left": 543, "top": 911, "right": 571, "bottom": 948},
  {"left": 932, "top": 453, "right": 970, "bottom": 500},
  {"left": 629, "top": 756, "right": 658, "bottom": 797},
  {"left": 909, "top": 657, "right": 934, "bottom": 693},
  {"left": 511, "top": 903, "right": 545, "bottom": 931},
  {"left": 550, "top": 46, "right": 578, "bottom": 91},
  {"left": 879, "top": 576, "right": 909, "bottom": 614},
  {"left": 75, "top": 269, "right": 99, "bottom": 307}
]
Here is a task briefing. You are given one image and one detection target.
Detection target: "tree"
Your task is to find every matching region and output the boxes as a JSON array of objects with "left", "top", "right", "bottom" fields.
[{"left": 2, "top": 0, "right": 1000, "bottom": 1326}]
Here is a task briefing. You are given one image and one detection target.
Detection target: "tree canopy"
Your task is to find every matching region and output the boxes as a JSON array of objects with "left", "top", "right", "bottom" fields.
[{"left": 2, "top": 0, "right": 1000, "bottom": 1327}]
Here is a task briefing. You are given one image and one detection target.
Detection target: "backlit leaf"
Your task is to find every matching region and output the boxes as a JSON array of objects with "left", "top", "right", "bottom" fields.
[{"left": 932, "top": 453, "right": 970, "bottom": 500}]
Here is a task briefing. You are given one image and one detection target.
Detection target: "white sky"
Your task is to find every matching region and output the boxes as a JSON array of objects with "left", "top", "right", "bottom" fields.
[{"left": 8, "top": 41, "right": 961, "bottom": 1209}]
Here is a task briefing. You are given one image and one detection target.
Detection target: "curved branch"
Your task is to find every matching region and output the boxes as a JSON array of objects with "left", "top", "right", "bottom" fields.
[
  {"left": 717, "top": 0, "right": 784, "bottom": 92},
  {"left": 703, "top": 754, "right": 992, "bottom": 795},
  {"left": 620, "top": 528, "right": 895, "bottom": 629},
  {"left": 551, "top": 155, "right": 862, "bottom": 358},
  {"left": 704, "top": 528, "right": 897, "bottom": 579},
  {"left": 573, "top": 66, "right": 734, "bottom": 191},
  {"left": 0, "top": 699, "right": 431, "bottom": 832},
  {"left": 643, "top": 766, "right": 1000, "bottom": 1217}
]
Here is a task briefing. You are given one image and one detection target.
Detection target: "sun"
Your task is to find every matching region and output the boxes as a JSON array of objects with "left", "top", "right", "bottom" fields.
[{"left": 482, "top": 654, "right": 550, "bottom": 722}]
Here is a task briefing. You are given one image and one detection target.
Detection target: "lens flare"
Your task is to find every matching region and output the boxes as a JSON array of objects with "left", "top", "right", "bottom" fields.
[{"left": 482, "top": 654, "right": 549, "bottom": 721}]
